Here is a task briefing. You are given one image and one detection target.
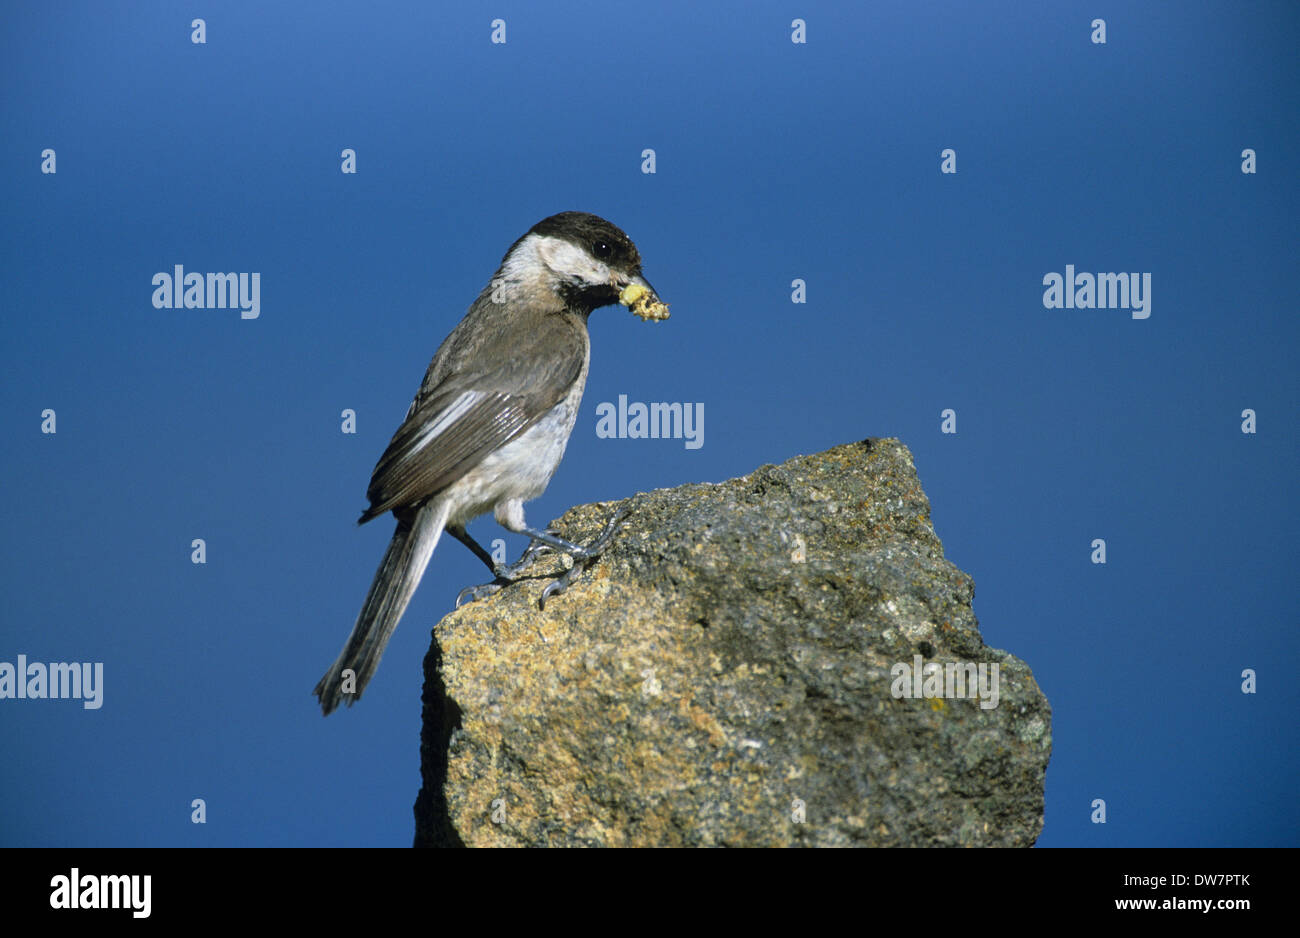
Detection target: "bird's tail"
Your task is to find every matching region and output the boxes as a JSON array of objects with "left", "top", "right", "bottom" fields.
[{"left": 314, "top": 498, "right": 451, "bottom": 715}]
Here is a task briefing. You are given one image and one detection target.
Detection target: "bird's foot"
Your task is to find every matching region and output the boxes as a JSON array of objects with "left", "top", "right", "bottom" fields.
[
  {"left": 455, "top": 503, "right": 633, "bottom": 610},
  {"left": 538, "top": 503, "right": 632, "bottom": 610},
  {"left": 454, "top": 539, "right": 554, "bottom": 607},
  {"left": 497, "top": 539, "right": 553, "bottom": 579}
]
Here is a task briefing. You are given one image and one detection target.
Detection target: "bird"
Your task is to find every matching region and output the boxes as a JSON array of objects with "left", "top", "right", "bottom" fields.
[{"left": 314, "top": 211, "right": 667, "bottom": 716}]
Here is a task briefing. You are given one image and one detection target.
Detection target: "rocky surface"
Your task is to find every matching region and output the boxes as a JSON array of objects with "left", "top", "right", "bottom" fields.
[{"left": 414, "top": 438, "right": 1052, "bottom": 847}]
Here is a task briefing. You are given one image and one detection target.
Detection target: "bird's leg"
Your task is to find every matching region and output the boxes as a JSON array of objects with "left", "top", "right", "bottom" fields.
[
  {"left": 451, "top": 526, "right": 554, "bottom": 607},
  {"left": 455, "top": 503, "right": 632, "bottom": 609},
  {"left": 450, "top": 525, "right": 508, "bottom": 607},
  {"left": 448, "top": 525, "right": 498, "bottom": 575}
]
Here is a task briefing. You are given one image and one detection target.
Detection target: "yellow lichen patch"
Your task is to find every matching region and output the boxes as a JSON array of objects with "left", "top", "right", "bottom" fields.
[{"left": 619, "top": 282, "right": 670, "bottom": 321}]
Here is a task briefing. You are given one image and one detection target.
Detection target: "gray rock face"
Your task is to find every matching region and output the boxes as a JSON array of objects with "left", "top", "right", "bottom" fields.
[{"left": 415, "top": 439, "right": 1051, "bottom": 847}]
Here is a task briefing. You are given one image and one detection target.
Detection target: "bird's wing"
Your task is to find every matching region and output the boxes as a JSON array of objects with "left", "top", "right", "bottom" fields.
[{"left": 358, "top": 314, "right": 586, "bottom": 522}]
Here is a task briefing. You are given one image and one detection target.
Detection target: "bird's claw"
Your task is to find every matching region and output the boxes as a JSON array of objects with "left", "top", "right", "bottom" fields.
[
  {"left": 537, "top": 503, "right": 632, "bottom": 610},
  {"left": 594, "top": 502, "right": 633, "bottom": 548},
  {"left": 456, "top": 579, "right": 506, "bottom": 608},
  {"left": 539, "top": 568, "right": 578, "bottom": 609}
]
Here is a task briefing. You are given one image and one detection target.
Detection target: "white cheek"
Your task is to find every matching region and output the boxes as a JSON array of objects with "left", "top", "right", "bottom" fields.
[{"left": 533, "top": 234, "right": 610, "bottom": 287}]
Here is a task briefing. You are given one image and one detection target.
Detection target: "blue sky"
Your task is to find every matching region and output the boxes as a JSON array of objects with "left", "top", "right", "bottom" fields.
[{"left": 1, "top": 1, "right": 1296, "bottom": 847}]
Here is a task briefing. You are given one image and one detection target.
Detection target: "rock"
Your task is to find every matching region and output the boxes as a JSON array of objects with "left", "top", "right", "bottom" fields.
[{"left": 414, "top": 438, "right": 1052, "bottom": 847}]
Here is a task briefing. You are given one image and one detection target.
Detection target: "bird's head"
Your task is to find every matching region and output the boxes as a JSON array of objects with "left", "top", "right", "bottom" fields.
[{"left": 494, "top": 211, "right": 667, "bottom": 319}]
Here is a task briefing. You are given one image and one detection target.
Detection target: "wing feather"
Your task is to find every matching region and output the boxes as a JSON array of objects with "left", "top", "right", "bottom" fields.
[{"left": 358, "top": 312, "right": 586, "bottom": 523}]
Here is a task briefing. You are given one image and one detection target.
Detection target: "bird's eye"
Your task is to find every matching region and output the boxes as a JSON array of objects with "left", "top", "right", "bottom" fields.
[{"left": 592, "top": 241, "right": 612, "bottom": 259}]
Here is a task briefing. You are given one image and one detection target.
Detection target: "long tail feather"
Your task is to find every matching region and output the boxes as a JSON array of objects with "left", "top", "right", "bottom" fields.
[{"left": 314, "top": 499, "right": 450, "bottom": 715}]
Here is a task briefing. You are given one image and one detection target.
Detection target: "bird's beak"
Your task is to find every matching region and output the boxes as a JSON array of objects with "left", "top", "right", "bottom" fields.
[
  {"left": 629, "top": 273, "right": 659, "bottom": 297},
  {"left": 618, "top": 274, "right": 670, "bottom": 322}
]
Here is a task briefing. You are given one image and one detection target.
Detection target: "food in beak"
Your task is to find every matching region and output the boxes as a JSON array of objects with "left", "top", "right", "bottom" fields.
[{"left": 619, "top": 282, "right": 670, "bottom": 321}]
